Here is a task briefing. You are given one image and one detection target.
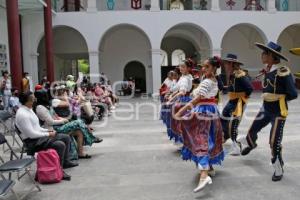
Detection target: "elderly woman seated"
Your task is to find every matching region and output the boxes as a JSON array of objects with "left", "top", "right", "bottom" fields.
[{"left": 34, "top": 89, "right": 100, "bottom": 159}]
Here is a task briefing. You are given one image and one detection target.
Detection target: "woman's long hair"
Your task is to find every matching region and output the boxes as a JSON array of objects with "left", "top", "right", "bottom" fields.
[{"left": 33, "top": 89, "right": 50, "bottom": 112}]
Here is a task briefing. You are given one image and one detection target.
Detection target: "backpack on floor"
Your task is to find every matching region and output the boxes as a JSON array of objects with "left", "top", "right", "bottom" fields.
[{"left": 36, "top": 149, "right": 63, "bottom": 184}]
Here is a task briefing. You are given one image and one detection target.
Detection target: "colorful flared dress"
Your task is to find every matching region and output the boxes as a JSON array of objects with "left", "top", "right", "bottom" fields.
[
  {"left": 180, "top": 78, "right": 224, "bottom": 169},
  {"left": 167, "top": 74, "right": 193, "bottom": 143}
]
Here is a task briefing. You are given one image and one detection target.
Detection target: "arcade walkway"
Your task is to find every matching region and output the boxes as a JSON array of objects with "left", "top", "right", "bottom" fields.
[{"left": 4, "top": 93, "right": 300, "bottom": 200}]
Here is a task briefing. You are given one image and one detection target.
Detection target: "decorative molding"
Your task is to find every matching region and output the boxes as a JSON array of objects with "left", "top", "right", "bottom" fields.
[
  {"left": 30, "top": 52, "right": 39, "bottom": 58},
  {"left": 89, "top": 51, "right": 99, "bottom": 56},
  {"left": 151, "top": 49, "right": 162, "bottom": 55}
]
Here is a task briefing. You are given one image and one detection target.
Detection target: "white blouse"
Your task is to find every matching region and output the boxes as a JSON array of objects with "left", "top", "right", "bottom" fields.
[
  {"left": 192, "top": 78, "right": 218, "bottom": 99},
  {"left": 173, "top": 74, "right": 193, "bottom": 93},
  {"left": 163, "top": 78, "right": 173, "bottom": 89}
]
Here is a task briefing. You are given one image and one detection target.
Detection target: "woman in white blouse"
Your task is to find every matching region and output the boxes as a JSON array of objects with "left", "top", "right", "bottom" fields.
[
  {"left": 175, "top": 56, "right": 225, "bottom": 193},
  {"left": 166, "top": 59, "right": 194, "bottom": 143}
]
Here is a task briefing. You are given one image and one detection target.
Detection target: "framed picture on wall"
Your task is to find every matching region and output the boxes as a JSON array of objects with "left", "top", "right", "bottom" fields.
[{"left": 0, "top": 44, "right": 8, "bottom": 69}]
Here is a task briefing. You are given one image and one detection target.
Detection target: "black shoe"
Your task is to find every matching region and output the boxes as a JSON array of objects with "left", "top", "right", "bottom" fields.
[
  {"left": 78, "top": 154, "right": 92, "bottom": 159},
  {"left": 63, "top": 161, "right": 79, "bottom": 169},
  {"left": 272, "top": 173, "right": 283, "bottom": 182},
  {"left": 63, "top": 171, "right": 71, "bottom": 181},
  {"left": 241, "top": 146, "right": 254, "bottom": 156},
  {"left": 94, "top": 137, "right": 103, "bottom": 143}
]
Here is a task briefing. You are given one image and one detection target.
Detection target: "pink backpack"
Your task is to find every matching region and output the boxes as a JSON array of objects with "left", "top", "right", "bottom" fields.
[{"left": 36, "top": 149, "right": 63, "bottom": 184}]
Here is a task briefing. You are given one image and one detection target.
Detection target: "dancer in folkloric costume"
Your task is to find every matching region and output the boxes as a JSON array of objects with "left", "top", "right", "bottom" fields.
[
  {"left": 240, "top": 42, "right": 298, "bottom": 182},
  {"left": 163, "top": 71, "right": 179, "bottom": 134},
  {"left": 221, "top": 54, "right": 253, "bottom": 155},
  {"left": 175, "top": 56, "right": 225, "bottom": 192},
  {"left": 167, "top": 59, "right": 194, "bottom": 143},
  {"left": 160, "top": 71, "right": 176, "bottom": 124}
]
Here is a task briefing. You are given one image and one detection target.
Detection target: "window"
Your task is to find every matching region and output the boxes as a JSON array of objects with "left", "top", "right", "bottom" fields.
[
  {"left": 171, "top": 49, "right": 186, "bottom": 66},
  {"left": 161, "top": 50, "right": 168, "bottom": 66}
]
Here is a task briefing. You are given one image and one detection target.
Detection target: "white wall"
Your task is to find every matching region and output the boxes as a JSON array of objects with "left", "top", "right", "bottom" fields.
[
  {"left": 278, "top": 25, "right": 300, "bottom": 73},
  {"left": 20, "top": 9, "right": 300, "bottom": 93},
  {"left": 161, "top": 37, "right": 196, "bottom": 64},
  {"left": 99, "top": 26, "right": 152, "bottom": 93},
  {"left": 37, "top": 26, "right": 89, "bottom": 81},
  {"left": 0, "top": 8, "right": 10, "bottom": 72},
  {"left": 221, "top": 25, "right": 266, "bottom": 76}
]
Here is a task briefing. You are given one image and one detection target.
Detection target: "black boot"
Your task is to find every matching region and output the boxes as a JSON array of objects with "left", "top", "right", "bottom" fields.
[{"left": 239, "top": 137, "right": 256, "bottom": 156}]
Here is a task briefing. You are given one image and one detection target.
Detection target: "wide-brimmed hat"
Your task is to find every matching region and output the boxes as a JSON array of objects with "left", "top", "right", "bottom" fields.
[
  {"left": 255, "top": 42, "right": 289, "bottom": 61},
  {"left": 222, "top": 54, "right": 244, "bottom": 65},
  {"left": 289, "top": 48, "right": 300, "bottom": 56}
]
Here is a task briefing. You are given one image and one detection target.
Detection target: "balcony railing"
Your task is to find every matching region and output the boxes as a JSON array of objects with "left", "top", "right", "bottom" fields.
[{"left": 54, "top": 0, "right": 300, "bottom": 12}]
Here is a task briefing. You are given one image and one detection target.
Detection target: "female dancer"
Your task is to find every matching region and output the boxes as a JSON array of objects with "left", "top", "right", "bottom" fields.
[
  {"left": 166, "top": 59, "right": 194, "bottom": 143},
  {"left": 175, "top": 56, "right": 224, "bottom": 192}
]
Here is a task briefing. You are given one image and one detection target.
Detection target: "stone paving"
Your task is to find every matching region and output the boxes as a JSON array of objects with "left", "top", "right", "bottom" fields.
[{"left": 1, "top": 92, "right": 300, "bottom": 200}]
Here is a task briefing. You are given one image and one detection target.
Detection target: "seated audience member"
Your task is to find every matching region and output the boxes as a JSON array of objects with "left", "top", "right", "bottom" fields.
[
  {"left": 86, "top": 88, "right": 106, "bottom": 120},
  {"left": 15, "top": 92, "right": 78, "bottom": 180},
  {"left": 52, "top": 85, "right": 102, "bottom": 143},
  {"left": 34, "top": 90, "right": 99, "bottom": 159},
  {"left": 9, "top": 88, "right": 21, "bottom": 113},
  {"left": 52, "top": 85, "right": 72, "bottom": 119}
]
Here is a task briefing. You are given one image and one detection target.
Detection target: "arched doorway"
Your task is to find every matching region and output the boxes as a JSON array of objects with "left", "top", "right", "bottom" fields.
[
  {"left": 37, "top": 26, "right": 89, "bottom": 82},
  {"left": 221, "top": 23, "right": 267, "bottom": 85},
  {"left": 124, "top": 61, "right": 146, "bottom": 93},
  {"left": 160, "top": 23, "right": 212, "bottom": 82},
  {"left": 99, "top": 24, "right": 151, "bottom": 93},
  {"left": 278, "top": 24, "right": 300, "bottom": 73}
]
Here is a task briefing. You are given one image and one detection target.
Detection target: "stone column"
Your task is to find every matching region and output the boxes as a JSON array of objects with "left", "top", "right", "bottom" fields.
[
  {"left": 150, "top": 0, "right": 160, "bottom": 11},
  {"left": 44, "top": 0, "right": 55, "bottom": 82},
  {"left": 151, "top": 49, "right": 162, "bottom": 95},
  {"left": 211, "top": 0, "right": 220, "bottom": 11},
  {"left": 89, "top": 51, "right": 100, "bottom": 83},
  {"left": 87, "top": 0, "right": 97, "bottom": 12},
  {"left": 29, "top": 53, "right": 39, "bottom": 87},
  {"left": 268, "top": 0, "right": 277, "bottom": 13},
  {"left": 6, "top": 0, "right": 23, "bottom": 90}
]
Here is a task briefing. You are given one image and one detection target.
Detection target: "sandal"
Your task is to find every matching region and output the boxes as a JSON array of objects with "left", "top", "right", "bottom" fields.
[{"left": 78, "top": 154, "right": 92, "bottom": 159}]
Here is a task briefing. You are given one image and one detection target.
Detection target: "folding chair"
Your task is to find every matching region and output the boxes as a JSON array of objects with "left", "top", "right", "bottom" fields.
[
  {"left": 0, "top": 111, "right": 22, "bottom": 150},
  {"left": 0, "top": 133, "right": 41, "bottom": 200},
  {"left": 0, "top": 179, "right": 18, "bottom": 200},
  {"left": 14, "top": 125, "right": 35, "bottom": 159}
]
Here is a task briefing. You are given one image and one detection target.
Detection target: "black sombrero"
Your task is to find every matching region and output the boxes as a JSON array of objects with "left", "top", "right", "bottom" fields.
[
  {"left": 255, "top": 41, "right": 289, "bottom": 61},
  {"left": 222, "top": 54, "right": 244, "bottom": 65}
]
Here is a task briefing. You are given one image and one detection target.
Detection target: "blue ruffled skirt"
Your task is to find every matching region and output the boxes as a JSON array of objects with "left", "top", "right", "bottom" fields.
[
  {"left": 180, "top": 104, "right": 225, "bottom": 169},
  {"left": 167, "top": 96, "right": 192, "bottom": 143}
]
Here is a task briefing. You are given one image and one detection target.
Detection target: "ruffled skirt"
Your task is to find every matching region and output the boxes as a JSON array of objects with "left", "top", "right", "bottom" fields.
[
  {"left": 167, "top": 96, "right": 192, "bottom": 143},
  {"left": 180, "top": 104, "right": 224, "bottom": 169}
]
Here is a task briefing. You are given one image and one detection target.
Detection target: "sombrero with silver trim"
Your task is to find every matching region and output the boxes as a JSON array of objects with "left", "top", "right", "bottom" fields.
[
  {"left": 255, "top": 41, "right": 289, "bottom": 61},
  {"left": 222, "top": 54, "right": 244, "bottom": 65}
]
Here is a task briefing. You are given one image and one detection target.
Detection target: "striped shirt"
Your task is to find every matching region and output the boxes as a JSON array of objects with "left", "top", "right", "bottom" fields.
[{"left": 193, "top": 78, "right": 218, "bottom": 98}]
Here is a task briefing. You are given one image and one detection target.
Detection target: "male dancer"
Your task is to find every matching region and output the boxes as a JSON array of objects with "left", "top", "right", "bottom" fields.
[
  {"left": 240, "top": 42, "right": 298, "bottom": 181},
  {"left": 221, "top": 54, "right": 253, "bottom": 155}
]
